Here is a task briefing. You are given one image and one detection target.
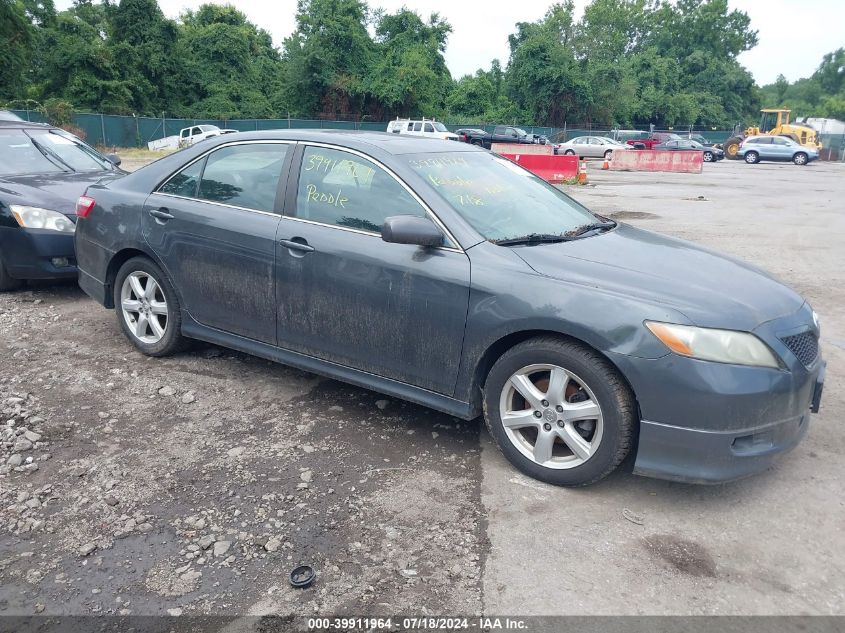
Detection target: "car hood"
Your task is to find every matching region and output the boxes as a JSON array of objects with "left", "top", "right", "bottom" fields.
[
  {"left": 0, "top": 171, "right": 123, "bottom": 215},
  {"left": 513, "top": 224, "right": 804, "bottom": 330}
]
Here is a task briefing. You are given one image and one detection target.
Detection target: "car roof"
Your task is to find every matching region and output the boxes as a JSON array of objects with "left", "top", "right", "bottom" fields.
[
  {"left": 196, "top": 129, "right": 479, "bottom": 155},
  {"left": 0, "top": 119, "right": 55, "bottom": 130}
]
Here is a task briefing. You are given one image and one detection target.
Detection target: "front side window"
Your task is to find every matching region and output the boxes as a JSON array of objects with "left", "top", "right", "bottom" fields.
[
  {"left": 424, "top": 123, "right": 434, "bottom": 133},
  {"left": 407, "top": 151, "right": 596, "bottom": 243},
  {"left": 192, "top": 127, "right": 202, "bottom": 136},
  {"left": 197, "top": 144, "right": 288, "bottom": 212},
  {"left": 295, "top": 146, "right": 425, "bottom": 233}
]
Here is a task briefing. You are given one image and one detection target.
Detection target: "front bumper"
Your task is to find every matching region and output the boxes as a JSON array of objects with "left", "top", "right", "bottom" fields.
[
  {"left": 0, "top": 226, "right": 77, "bottom": 281},
  {"left": 608, "top": 304, "right": 824, "bottom": 483}
]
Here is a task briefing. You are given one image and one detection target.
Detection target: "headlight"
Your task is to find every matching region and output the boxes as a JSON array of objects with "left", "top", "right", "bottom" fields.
[
  {"left": 10, "top": 205, "right": 75, "bottom": 233},
  {"left": 645, "top": 321, "right": 781, "bottom": 369}
]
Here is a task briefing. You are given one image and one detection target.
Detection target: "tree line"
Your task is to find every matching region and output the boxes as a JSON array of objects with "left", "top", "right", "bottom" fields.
[{"left": 1, "top": 0, "right": 843, "bottom": 128}]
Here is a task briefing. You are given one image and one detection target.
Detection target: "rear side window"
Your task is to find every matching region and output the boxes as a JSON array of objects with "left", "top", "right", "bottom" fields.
[
  {"left": 295, "top": 146, "right": 425, "bottom": 233},
  {"left": 751, "top": 137, "right": 772, "bottom": 144},
  {"left": 159, "top": 159, "right": 203, "bottom": 197},
  {"left": 198, "top": 144, "right": 288, "bottom": 212},
  {"left": 413, "top": 122, "right": 422, "bottom": 132}
]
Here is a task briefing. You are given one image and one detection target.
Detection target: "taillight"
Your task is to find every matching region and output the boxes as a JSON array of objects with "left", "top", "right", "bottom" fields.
[{"left": 76, "top": 196, "right": 95, "bottom": 219}]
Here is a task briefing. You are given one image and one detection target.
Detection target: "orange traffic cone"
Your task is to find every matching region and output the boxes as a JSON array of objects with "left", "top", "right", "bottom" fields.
[
  {"left": 601, "top": 155, "right": 611, "bottom": 170},
  {"left": 578, "top": 160, "right": 588, "bottom": 184}
]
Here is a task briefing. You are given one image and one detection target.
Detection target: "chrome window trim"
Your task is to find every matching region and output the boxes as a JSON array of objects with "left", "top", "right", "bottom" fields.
[
  {"left": 151, "top": 192, "right": 281, "bottom": 218},
  {"left": 154, "top": 139, "right": 295, "bottom": 214},
  {"left": 294, "top": 141, "right": 464, "bottom": 253}
]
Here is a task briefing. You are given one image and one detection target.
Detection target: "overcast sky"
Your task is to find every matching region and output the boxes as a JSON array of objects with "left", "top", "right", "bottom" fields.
[{"left": 57, "top": 0, "right": 845, "bottom": 85}]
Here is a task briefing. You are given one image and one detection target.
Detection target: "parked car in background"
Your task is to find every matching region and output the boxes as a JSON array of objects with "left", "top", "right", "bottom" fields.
[
  {"left": 455, "top": 128, "right": 487, "bottom": 143},
  {"left": 626, "top": 131, "right": 682, "bottom": 150},
  {"left": 463, "top": 125, "right": 540, "bottom": 149},
  {"left": 386, "top": 118, "right": 459, "bottom": 141},
  {"left": 74, "top": 130, "right": 824, "bottom": 487},
  {"left": 654, "top": 139, "right": 725, "bottom": 162},
  {"left": 178, "top": 125, "right": 236, "bottom": 148},
  {"left": 736, "top": 136, "right": 819, "bottom": 165},
  {"left": 0, "top": 119, "right": 124, "bottom": 290},
  {"left": 557, "top": 136, "right": 632, "bottom": 159},
  {"left": 686, "top": 133, "right": 720, "bottom": 148}
]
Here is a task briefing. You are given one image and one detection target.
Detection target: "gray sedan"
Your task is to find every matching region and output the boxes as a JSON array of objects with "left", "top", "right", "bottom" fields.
[
  {"left": 74, "top": 131, "right": 824, "bottom": 486},
  {"left": 557, "top": 136, "right": 631, "bottom": 158}
]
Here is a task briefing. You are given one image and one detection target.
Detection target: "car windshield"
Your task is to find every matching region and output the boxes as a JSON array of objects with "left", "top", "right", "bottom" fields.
[
  {"left": 0, "top": 128, "right": 112, "bottom": 176},
  {"left": 688, "top": 141, "right": 704, "bottom": 149},
  {"left": 407, "top": 152, "right": 598, "bottom": 243},
  {"left": 513, "top": 128, "right": 529, "bottom": 137},
  {"left": 432, "top": 122, "right": 449, "bottom": 132}
]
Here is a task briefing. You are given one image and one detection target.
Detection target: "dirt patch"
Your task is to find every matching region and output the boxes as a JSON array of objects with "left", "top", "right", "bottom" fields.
[
  {"left": 0, "top": 285, "right": 485, "bottom": 615},
  {"left": 608, "top": 211, "right": 660, "bottom": 220},
  {"left": 642, "top": 534, "right": 717, "bottom": 577}
]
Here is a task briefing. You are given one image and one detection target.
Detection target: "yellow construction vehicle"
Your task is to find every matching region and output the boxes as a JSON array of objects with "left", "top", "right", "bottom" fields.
[{"left": 723, "top": 109, "right": 822, "bottom": 159}]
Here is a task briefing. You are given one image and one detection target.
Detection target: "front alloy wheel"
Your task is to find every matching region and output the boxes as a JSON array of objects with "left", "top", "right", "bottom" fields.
[
  {"left": 703, "top": 151, "right": 713, "bottom": 162},
  {"left": 483, "top": 336, "right": 636, "bottom": 486},
  {"left": 499, "top": 364, "right": 603, "bottom": 469}
]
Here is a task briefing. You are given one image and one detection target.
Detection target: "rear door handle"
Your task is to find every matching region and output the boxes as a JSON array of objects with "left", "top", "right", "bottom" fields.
[
  {"left": 148, "top": 208, "right": 174, "bottom": 221},
  {"left": 279, "top": 238, "right": 315, "bottom": 253}
]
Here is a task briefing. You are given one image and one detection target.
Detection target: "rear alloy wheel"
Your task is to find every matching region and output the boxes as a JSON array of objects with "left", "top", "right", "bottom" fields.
[
  {"left": 564, "top": 149, "right": 575, "bottom": 156},
  {"left": 744, "top": 151, "right": 759, "bottom": 164},
  {"left": 114, "top": 257, "right": 187, "bottom": 356},
  {"left": 604, "top": 149, "right": 613, "bottom": 159},
  {"left": 483, "top": 337, "right": 636, "bottom": 486},
  {"left": 793, "top": 152, "right": 808, "bottom": 165},
  {"left": 0, "top": 257, "right": 24, "bottom": 292},
  {"left": 703, "top": 151, "right": 714, "bottom": 162}
]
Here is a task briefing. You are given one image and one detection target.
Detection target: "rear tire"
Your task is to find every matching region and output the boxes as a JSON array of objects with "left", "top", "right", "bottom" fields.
[
  {"left": 483, "top": 336, "right": 636, "bottom": 487},
  {"left": 113, "top": 256, "right": 187, "bottom": 357},
  {"left": 744, "top": 151, "right": 759, "bottom": 164},
  {"left": 604, "top": 149, "right": 613, "bottom": 159},
  {"left": 0, "top": 257, "right": 23, "bottom": 292},
  {"left": 472, "top": 139, "right": 484, "bottom": 147},
  {"left": 724, "top": 136, "right": 743, "bottom": 160},
  {"left": 564, "top": 149, "right": 575, "bottom": 156},
  {"left": 793, "top": 152, "right": 808, "bottom": 165}
]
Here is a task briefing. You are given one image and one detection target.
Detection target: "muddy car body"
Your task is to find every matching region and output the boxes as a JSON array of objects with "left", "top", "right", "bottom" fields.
[{"left": 74, "top": 131, "right": 824, "bottom": 486}]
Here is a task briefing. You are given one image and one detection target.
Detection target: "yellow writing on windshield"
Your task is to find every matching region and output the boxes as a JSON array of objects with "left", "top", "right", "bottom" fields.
[{"left": 306, "top": 184, "right": 348, "bottom": 208}]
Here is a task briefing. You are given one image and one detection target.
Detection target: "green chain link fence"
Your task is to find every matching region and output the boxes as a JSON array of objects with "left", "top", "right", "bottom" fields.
[{"left": 10, "top": 109, "right": 843, "bottom": 160}]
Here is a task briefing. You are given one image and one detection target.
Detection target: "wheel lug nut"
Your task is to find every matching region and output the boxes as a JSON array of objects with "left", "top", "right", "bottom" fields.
[
  {"left": 555, "top": 405, "right": 563, "bottom": 412},
  {"left": 533, "top": 411, "right": 542, "bottom": 418},
  {"left": 541, "top": 399, "right": 549, "bottom": 407},
  {"left": 543, "top": 423, "right": 552, "bottom": 431},
  {"left": 557, "top": 420, "right": 564, "bottom": 428}
]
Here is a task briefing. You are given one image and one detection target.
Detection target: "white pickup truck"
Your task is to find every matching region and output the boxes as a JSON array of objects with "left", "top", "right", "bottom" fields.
[{"left": 147, "top": 124, "right": 237, "bottom": 151}]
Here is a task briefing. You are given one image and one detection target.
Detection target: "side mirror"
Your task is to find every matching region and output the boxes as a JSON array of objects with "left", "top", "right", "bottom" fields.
[
  {"left": 106, "top": 153, "right": 121, "bottom": 167},
  {"left": 382, "top": 215, "right": 444, "bottom": 248}
]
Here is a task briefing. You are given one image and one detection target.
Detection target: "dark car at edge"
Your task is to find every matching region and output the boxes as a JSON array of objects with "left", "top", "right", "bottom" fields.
[
  {"left": 0, "top": 117, "right": 124, "bottom": 290},
  {"left": 73, "top": 131, "right": 825, "bottom": 486}
]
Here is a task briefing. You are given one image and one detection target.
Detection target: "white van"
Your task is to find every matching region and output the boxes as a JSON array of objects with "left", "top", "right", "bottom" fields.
[{"left": 386, "top": 118, "right": 459, "bottom": 141}]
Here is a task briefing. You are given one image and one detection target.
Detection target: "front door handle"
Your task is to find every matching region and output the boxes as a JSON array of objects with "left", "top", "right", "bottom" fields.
[
  {"left": 148, "top": 208, "right": 174, "bottom": 221},
  {"left": 279, "top": 238, "right": 315, "bottom": 254}
]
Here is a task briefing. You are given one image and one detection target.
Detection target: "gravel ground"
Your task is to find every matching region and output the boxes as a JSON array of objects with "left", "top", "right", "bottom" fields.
[{"left": 0, "top": 155, "right": 842, "bottom": 620}]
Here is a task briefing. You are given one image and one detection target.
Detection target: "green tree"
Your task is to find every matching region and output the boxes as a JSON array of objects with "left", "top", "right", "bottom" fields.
[{"left": 0, "top": 0, "right": 37, "bottom": 100}]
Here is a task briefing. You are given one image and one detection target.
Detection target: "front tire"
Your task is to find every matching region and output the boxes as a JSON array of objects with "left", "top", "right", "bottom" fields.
[
  {"left": 0, "top": 257, "right": 23, "bottom": 292},
  {"left": 604, "top": 149, "right": 613, "bottom": 159},
  {"left": 744, "top": 151, "right": 759, "bottom": 164},
  {"left": 703, "top": 151, "right": 714, "bottom": 162},
  {"left": 564, "top": 149, "right": 575, "bottom": 156},
  {"left": 483, "top": 336, "right": 636, "bottom": 487},
  {"left": 793, "top": 152, "right": 808, "bottom": 165},
  {"left": 113, "top": 257, "right": 187, "bottom": 356}
]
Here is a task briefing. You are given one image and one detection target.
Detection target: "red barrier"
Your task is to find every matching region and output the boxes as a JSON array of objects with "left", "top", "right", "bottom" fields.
[
  {"left": 609, "top": 150, "right": 703, "bottom": 173},
  {"left": 499, "top": 154, "right": 579, "bottom": 183}
]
